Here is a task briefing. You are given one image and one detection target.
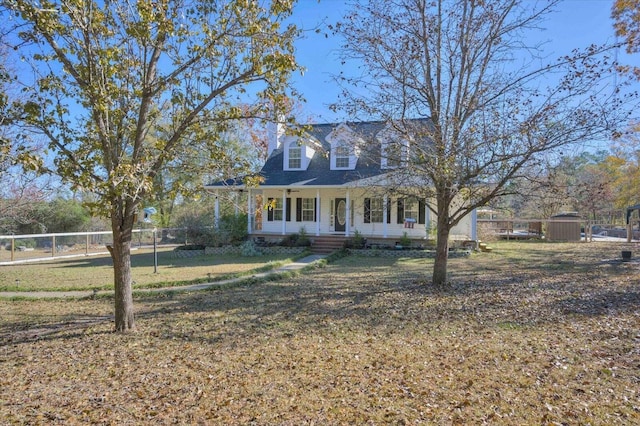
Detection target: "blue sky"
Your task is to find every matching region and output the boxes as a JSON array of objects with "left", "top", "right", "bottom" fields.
[{"left": 288, "top": 0, "right": 626, "bottom": 124}]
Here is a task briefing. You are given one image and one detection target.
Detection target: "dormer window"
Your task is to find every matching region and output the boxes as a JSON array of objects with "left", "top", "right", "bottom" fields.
[
  {"left": 378, "top": 124, "right": 410, "bottom": 169},
  {"left": 378, "top": 134, "right": 409, "bottom": 169},
  {"left": 382, "top": 139, "right": 408, "bottom": 169},
  {"left": 283, "top": 136, "right": 316, "bottom": 171},
  {"left": 288, "top": 142, "right": 302, "bottom": 169},
  {"left": 326, "top": 124, "right": 361, "bottom": 171},
  {"left": 335, "top": 146, "right": 350, "bottom": 168}
]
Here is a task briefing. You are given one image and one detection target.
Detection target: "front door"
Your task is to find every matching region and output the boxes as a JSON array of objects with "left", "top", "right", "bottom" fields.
[{"left": 335, "top": 198, "right": 347, "bottom": 232}]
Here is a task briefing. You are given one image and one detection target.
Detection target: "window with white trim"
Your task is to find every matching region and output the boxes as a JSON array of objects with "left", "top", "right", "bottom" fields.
[
  {"left": 397, "top": 198, "right": 425, "bottom": 225},
  {"left": 403, "top": 198, "right": 419, "bottom": 220},
  {"left": 327, "top": 124, "right": 360, "bottom": 170},
  {"left": 364, "top": 198, "right": 384, "bottom": 223},
  {"left": 335, "top": 146, "right": 350, "bottom": 168},
  {"left": 371, "top": 198, "right": 384, "bottom": 223},
  {"left": 380, "top": 132, "right": 409, "bottom": 169},
  {"left": 365, "top": 197, "right": 391, "bottom": 224},
  {"left": 288, "top": 142, "right": 301, "bottom": 169},
  {"left": 385, "top": 143, "right": 402, "bottom": 168},
  {"left": 271, "top": 198, "right": 283, "bottom": 221},
  {"left": 302, "top": 198, "right": 315, "bottom": 221},
  {"left": 267, "top": 197, "right": 292, "bottom": 222}
]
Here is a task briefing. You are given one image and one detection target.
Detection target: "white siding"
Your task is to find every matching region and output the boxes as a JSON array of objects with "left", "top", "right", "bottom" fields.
[{"left": 255, "top": 188, "right": 474, "bottom": 240}]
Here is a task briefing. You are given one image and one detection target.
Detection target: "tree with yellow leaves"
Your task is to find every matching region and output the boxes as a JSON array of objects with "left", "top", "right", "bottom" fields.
[
  {"left": 613, "top": 0, "right": 640, "bottom": 80},
  {"left": 1, "top": 0, "right": 301, "bottom": 332},
  {"left": 604, "top": 123, "right": 640, "bottom": 209}
]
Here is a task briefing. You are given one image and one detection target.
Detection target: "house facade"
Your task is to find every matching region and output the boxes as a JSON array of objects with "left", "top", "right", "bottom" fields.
[{"left": 205, "top": 121, "right": 477, "bottom": 244}]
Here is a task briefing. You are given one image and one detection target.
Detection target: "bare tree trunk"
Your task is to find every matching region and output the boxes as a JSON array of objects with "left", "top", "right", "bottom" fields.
[
  {"left": 432, "top": 211, "right": 450, "bottom": 288},
  {"left": 109, "top": 209, "right": 135, "bottom": 332}
]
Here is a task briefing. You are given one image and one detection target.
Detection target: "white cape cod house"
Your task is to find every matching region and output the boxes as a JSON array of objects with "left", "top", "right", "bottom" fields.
[{"left": 205, "top": 121, "right": 477, "bottom": 249}]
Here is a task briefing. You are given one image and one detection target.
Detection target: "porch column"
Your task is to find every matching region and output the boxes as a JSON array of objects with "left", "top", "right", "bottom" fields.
[
  {"left": 214, "top": 190, "right": 220, "bottom": 228},
  {"left": 316, "top": 189, "right": 321, "bottom": 236},
  {"left": 246, "top": 189, "right": 253, "bottom": 234},
  {"left": 383, "top": 194, "right": 388, "bottom": 238},
  {"left": 282, "top": 189, "right": 287, "bottom": 235},
  {"left": 345, "top": 189, "right": 351, "bottom": 237},
  {"left": 426, "top": 198, "right": 431, "bottom": 238},
  {"left": 471, "top": 208, "right": 477, "bottom": 241}
]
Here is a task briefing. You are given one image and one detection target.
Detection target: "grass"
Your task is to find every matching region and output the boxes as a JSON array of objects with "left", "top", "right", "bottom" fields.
[
  {"left": 1, "top": 241, "right": 639, "bottom": 424},
  {"left": 0, "top": 247, "right": 301, "bottom": 292}
]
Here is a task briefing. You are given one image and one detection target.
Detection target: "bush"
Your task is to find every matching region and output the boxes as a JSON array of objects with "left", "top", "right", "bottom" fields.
[
  {"left": 171, "top": 198, "right": 248, "bottom": 247},
  {"left": 207, "top": 214, "right": 248, "bottom": 247},
  {"left": 280, "top": 233, "right": 299, "bottom": 247},
  {"left": 220, "top": 214, "right": 248, "bottom": 244},
  {"left": 240, "top": 240, "right": 262, "bottom": 257},
  {"left": 280, "top": 228, "right": 311, "bottom": 247},
  {"left": 17, "top": 238, "right": 37, "bottom": 249},
  {"left": 399, "top": 232, "right": 412, "bottom": 248},
  {"left": 172, "top": 201, "right": 216, "bottom": 245},
  {"left": 176, "top": 227, "right": 216, "bottom": 246},
  {"left": 345, "top": 230, "right": 366, "bottom": 249},
  {"left": 295, "top": 227, "right": 311, "bottom": 247}
]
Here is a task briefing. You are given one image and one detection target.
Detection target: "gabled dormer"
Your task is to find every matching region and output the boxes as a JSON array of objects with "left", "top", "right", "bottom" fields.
[
  {"left": 326, "top": 123, "right": 361, "bottom": 171},
  {"left": 282, "top": 135, "right": 317, "bottom": 171},
  {"left": 377, "top": 124, "right": 410, "bottom": 169}
]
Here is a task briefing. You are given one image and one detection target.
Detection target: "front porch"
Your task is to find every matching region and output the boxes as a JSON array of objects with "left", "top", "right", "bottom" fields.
[{"left": 211, "top": 187, "right": 476, "bottom": 245}]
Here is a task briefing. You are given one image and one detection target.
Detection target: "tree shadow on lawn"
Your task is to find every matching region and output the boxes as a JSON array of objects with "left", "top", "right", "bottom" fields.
[
  {"left": 553, "top": 289, "right": 640, "bottom": 316},
  {"left": 421, "top": 268, "right": 637, "bottom": 323},
  {"left": 4, "top": 251, "right": 638, "bottom": 346},
  {"left": 476, "top": 241, "right": 640, "bottom": 276},
  {"left": 30, "top": 250, "right": 225, "bottom": 270},
  {"left": 131, "top": 256, "right": 640, "bottom": 345},
  {"left": 132, "top": 262, "right": 424, "bottom": 338},
  {"left": 0, "top": 314, "right": 113, "bottom": 346}
]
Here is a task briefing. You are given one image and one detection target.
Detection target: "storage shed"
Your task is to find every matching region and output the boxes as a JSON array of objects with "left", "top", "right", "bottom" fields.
[
  {"left": 625, "top": 203, "right": 640, "bottom": 242},
  {"left": 546, "top": 213, "right": 581, "bottom": 241}
]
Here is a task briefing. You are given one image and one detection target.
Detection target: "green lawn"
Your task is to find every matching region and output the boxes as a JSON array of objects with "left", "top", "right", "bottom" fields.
[
  {"left": 0, "top": 247, "right": 299, "bottom": 291},
  {"left": 1, "top": 241, "right": 639, "bottom": 424}
]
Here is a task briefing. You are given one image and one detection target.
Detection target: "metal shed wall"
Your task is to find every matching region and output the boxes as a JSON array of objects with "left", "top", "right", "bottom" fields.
[{"left": 547, "top": 214, "right": 581, "bottom": 241}]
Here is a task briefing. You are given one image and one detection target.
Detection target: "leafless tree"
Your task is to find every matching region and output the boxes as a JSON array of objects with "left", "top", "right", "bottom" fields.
[{"left": 335, "top": 0, "right": 637, "bottom": 287}]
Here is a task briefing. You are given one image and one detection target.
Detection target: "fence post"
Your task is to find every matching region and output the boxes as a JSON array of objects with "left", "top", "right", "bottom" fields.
[
  {"left": 52, "top": 235, "right": 56, "bottom": 257},
  {"left": 153, "top": 228, "right": 158, "bottom": 274},
  {"left": 11, "top": 238, "right": 14, "bottom": 262},
  {"left": 86, "top": 234, "right": 89, "bottom": 255}
]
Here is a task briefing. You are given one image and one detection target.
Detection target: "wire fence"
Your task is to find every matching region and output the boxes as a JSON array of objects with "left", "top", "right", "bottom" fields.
[
  {"left": 0, "top": 228, "right": 196, "bottom": 263},
  {"left": 477, "top": 218, "right": 637, "bottom": 242}
]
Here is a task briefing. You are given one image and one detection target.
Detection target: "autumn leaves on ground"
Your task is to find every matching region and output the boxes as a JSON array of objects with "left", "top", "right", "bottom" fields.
[{"left": 1, "top": 241, "right": 639, "bottom": 424}]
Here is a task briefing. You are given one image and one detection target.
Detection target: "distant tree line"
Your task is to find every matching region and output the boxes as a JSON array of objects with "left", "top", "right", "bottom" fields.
[
  {"left": 487, "top": 139, "right": 640, "bottom": 224},
  {"left": 0, "top": 191, "right": 247, "bottom": 245},
  {"left": 0, "top": 197, "right": 95, "bottom": 235}
]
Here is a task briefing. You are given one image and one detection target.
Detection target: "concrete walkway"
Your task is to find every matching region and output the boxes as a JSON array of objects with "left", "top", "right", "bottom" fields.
[{"left": 0, "top": 254, "right": 327, "bottom": 299}]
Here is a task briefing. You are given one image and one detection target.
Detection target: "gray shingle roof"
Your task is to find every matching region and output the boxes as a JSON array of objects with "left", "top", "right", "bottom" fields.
[{"left": 208, "top": 121, "right": 391, "bottom": 188}]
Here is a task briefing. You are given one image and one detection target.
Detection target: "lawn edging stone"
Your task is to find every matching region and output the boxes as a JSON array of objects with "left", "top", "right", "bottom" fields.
[
  {"left": 171, "top": 245, "right": 307, "bottom": 258},
  {"left": 349, "top": 248, "right": 471, "bottom": 258},
  {"left": 172, "top": 248, "right": 206, "bottom": 258},
  {"left": 204, "top": 246, "right": 306, "bottom": 256}
]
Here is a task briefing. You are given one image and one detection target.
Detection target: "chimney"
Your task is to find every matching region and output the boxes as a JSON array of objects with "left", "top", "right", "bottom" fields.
[{"left": 267, "top": 116, "right": 285, "bottom": 156}]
